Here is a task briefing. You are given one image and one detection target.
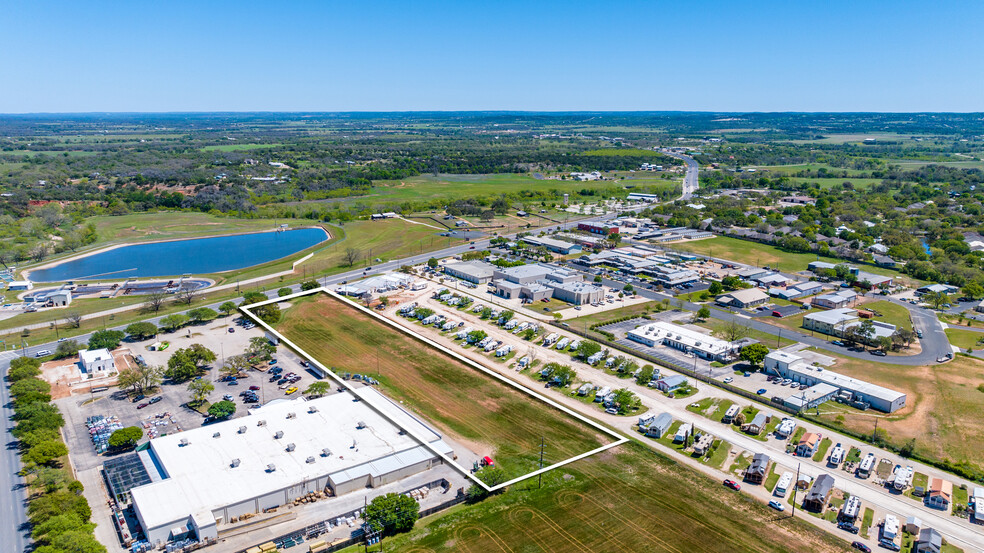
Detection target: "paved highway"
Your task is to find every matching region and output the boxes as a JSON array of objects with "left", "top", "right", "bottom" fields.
[{"left": 661, "top": 149, "right": 699, "bottom": 199}]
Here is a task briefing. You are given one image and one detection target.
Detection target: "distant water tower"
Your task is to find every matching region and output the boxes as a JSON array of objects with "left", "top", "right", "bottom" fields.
[{"left": 563, "top": 193, "right": 569, "bottom": 205}]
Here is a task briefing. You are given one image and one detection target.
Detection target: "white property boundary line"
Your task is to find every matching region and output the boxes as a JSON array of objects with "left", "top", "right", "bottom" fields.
[{"left": 241, "top": 288, "right": 629, "bottom": 492}]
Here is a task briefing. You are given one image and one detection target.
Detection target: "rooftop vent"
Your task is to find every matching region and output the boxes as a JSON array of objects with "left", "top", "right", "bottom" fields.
[
  {"left": 308, "top": 406, "right": 318, "bottom": 413},
  {"left": 306, "top": 456, "right": 316, "bottom": 464},
  {"left": 286, "top": 443, "right": 296, "bottom": 452},
  {"left": 286, "top": 412, "right": 296, "bottom": 419},
  {"left": 179, "top": 438, "right": 190, "bottom": 447},
  {"left": 274, "top": 431, "right": 284, "bottom": 439},
  {"left": 213, "top": 432, "right": 221, "bottom": 439},
  {"left": 257, "top": 420, "right": 267, "bottom": 427},
  {"left": 230, "top": 459, "right": 241, "bottom": 468},
  {"left": 266, "top": 464, "right": 276, "bottom": 472},
  {"left": 321, "top": 448, "right": 332, "bottom": 457},
  {"left": 238, "top": 426, "right": 247, "bottom": 434},
  {"left": 356, "top": 421, "right": 367, "bottom": 429}
]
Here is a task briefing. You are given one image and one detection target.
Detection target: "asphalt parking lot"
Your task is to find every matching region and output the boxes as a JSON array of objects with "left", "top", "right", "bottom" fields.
[{"left": 59, "top": 329, "right": 327, "bottom": 472}]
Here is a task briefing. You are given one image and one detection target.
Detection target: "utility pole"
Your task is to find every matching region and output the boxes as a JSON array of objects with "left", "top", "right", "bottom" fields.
[
  {"left": 776, "top": 328, "right": 782, "bottom": 349},
  {"left": 790, "top": 462, "right": 800, "bottom": 518},
  {"left": 538, "top": 436, "right": 546, "bottom": 489}
]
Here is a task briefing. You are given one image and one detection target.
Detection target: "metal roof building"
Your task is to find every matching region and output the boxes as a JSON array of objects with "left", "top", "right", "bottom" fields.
[
  {"left": 443, "top": 261, "right": 496, "bottom": 284},
  {"left": 128, "top": 388, "right": 452, "bottom": 545},
  {"left": 764, "top": 350, "right": 906, "bottom": 413}
]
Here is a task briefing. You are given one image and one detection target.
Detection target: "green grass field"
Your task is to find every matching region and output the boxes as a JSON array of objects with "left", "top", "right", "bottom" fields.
[
  {"left": 670, "top": 236, "right": 918, "bottom": 284},
  {"left": 200, "top": 143, "right": 282, "bottom": 151},
  {"left": 88, "top": 212, "right": 287, "bottom": 244},
  {"left": 861, "top": 300, "right": 912, "bottom": 331},
  {"left": 275, "top": 293, "right": 612, "bottom": 480},
  {"left": 339, "top": 441, "right": 848, "bottom": 553},
  {"left": 944, "top": 328, "right": 984, "bottom": 350},
  {"left": 369, "top": 173, "right": 627, "bottom": 204}
]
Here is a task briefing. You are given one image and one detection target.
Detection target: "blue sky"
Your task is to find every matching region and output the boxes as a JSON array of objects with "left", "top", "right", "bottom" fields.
[{"left": 2, "top": 0, "right": 981, "bottom": 112}]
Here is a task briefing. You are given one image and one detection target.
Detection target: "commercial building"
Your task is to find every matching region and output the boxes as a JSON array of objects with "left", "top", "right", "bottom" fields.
[
  {"left": 493, "top": 265, "right": 551, "bottom": 285},
  {"left": 44, "top": 289, "right": 73, "bottom": 306},
  {"left": 764, "top": 351, "right": 906, "bottom": 413},
  {"left": 336, "top": 273, "right": 415, "bottom": 297},
  {"left": 627, "top": 321, "right": 738, "bottom": 362},
  {"left": 770, "top": 281, "right": 824, "bottom": 300},
  {"left": 802, "top": 308, "right": 897, "bottom": 344},
  {"left": 654, "top": 374, "right": 688, "bottom": 392},
  {"left": 127, "top": 389, "right": 452, "bottom": 545},
  {"left": 443, "top": 261, "right": 495, "bottom": 284},
  {"left": 808, "top": 261, "right": 838, "bottom": 272},
  {"left": 546, "top": 280, "right": 604, "bottom": 305},
  {"left": 578, "top": 221, "right": 620, "bottom": 235},
  {"left": 811, "top": 289, "right": 858, "bottom": 309},
  {"left": 8, "top": 280, "right": 32, "bottom": 291},
  {"left": 782, "top": 383, "right": 839, "bottom": 411},
  {"left": 916, "top": 283, "right": 960, "bottom": 296},
  {"left": 803, "top": 474, "right": 835, "bottom": 512},
  {"left": 78, "top": 348, "right": 117, "bottom": 378},
  {"left": 715, "top": 288, "right": 770, "bottom": 309},
  {"left": 520, "top": 236, "right": 582, "bottom": 255}
]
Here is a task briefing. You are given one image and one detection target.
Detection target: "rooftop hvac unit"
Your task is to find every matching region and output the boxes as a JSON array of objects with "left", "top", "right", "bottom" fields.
[
  {"left": 286, "top": 443, "right": 296, "bottom": 452},
  {"left": 230, "top": 459, "right": 241, "bottom": 468},
  {"left": 266, "top": 464, "right": 276, "bottom": 472},
  {"left": 356, "top": 421, "right": 367, "bottom": 429},
  {"left": 257, "top": 420, "right": 267, "bottom": 427},
  {"left": 308, "top": 406, "right": 318, "bottom": 413},
  {"left": 321, "top": 448, "right": 332, "bottom": 457},
  {"left": 286, "top": 412, "right": 296, "bottom": 419},
  {"left": 274, "top": 431, "right": 284, "bottom": 439},
  {"left": 213, "top": 432, "right": 221, "bottom": 438},
  {"left": 179, "top": 438, "right": 190, "bottom": 447},
  {"left": 238, "top": 426, "right": 247, "bottom": 434},
  {"left": 306, "top": 456, "right": 316, "bottom": 464}
]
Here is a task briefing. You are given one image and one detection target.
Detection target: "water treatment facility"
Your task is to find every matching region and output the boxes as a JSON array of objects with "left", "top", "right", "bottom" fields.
[{"left": 113, "top": 388, "right": 453, "bottom": 545}]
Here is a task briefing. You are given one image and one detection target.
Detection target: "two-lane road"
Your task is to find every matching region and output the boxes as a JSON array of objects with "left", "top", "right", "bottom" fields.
[{"left": 661, "top": 148, "right": 699, "bottom": 200}]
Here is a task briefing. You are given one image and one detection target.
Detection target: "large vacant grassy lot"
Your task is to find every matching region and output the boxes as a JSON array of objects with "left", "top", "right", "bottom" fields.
[
  {"left": 369, "top": 173, "right": 624, "bottom": 204},
  {"left": 89, "top": 212, "right": 286, "bottom": 244},
  {"left": 806, "top": 351, "right": 984, "bottom": 476},
  {"left": 339, "top": 441, "right": 848, "bottom": 553},
  {"left": 275, "top": 293, "right": 613, "bottom": 480},
  {"left": 669, "top": 236, "right": 918, "bottom": 284}
]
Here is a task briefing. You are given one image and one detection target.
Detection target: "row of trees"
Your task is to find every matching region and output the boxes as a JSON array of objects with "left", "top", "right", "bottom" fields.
[{"left": 7, "top": 356, "right": 106, "bottom": 553}]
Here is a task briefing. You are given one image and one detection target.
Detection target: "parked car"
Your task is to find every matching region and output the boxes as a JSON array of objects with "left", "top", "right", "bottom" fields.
[
  {"left": 723, "top": 479, "right": 741, "bottom": 491},
  {"left": 285, "top": 386, "right": 298, "bottom": 395},
  {"left": 757, "top": 388, "right": 767, "bottom": 395},
  {"left": 228, "top": 327, "right": 235, "bottom": 333},
  {"left": 223, "top": 394, "right": 234, "bottom": 401},
  {"left": 249, "top": 385, "right": 260, "bottom": 391},
  {"left": 831, "top": 340, "right": 845, "bottom": 346},
  {"left": 851, "top": 542, "right": 871, "bottom": 553},
  {"left": 136, "top": 402, "right": 149, "bottom": 409},
  {"left": 767, "top": 500, "right": 785, "bottom": 511},
  {"left": 269, "top": 359, "right": 278, "bottom": 365},
  {"left": 723, "top": 377, "right": 733, "bottom": 384},
  {"left": 838, "top": 522, "right": 860, "bottom": 534},
  {"left": 148, "top": 396, "right": 162, "bottom": 404},
  {"left": 227, "top": 380, "right": 239, "bottom": 386},
  {"left": 133, "top": 394, "right": 146, "bottom": 402}
]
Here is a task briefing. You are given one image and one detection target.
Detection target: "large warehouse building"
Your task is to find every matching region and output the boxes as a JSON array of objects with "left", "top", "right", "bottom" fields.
[
  {"left": 627, "top": 321, "right": 739, "bottom": 362},
  {"left": 763, "top": 350, "right": 906, "bottom": 413},
  {"left": 126, "top": 389, "right": 453, "bottom": 545}
]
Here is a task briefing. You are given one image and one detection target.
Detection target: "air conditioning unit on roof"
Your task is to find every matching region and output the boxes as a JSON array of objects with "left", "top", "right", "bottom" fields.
[{"left": 274, "top": 431, "right": 284, "bottom": 439}]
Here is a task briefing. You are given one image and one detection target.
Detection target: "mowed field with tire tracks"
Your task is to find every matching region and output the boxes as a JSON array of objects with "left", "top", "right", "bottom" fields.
[
  {"left": 275, "top": 293, "right": 613, "bottom": 481},
  {"left": 335, "top": 443, "right": 848, "bottom": 553}
]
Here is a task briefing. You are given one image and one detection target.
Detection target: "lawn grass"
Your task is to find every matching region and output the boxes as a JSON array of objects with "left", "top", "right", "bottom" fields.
[
  {"left": 274, "top": 293, "right": 612, "bottom": 480},
  {"left": 88, "top": 211, "right": 285, "bottom": 245},
  {"left": 695, "top": 317, "right": 798, "bottom": 348},
  {"left": 944, "top": 328, "right": 984, "bottom": 350},
  {"left": 860, "top": 507, "right": 874, "bottom": 538},
  {"left": 340, "top": 440, "right": 849, "bottom": 553},
  {"left": 568, "top": 300, "right": 660, "bottom": 327},
  {"left": 764, "top": 464, "right": 780, "bottom": 492},
  {"left": 729, "top": 451, "right": 752, "bottom": 474},
  {"left": 704, "top": 440, "right": 732, "bottom": 469},
  {"left": 812, "top": 438, "right": 833, "bottom": 462},
  {"left": 846, "top": 447, "right": 862, "bottom": 464},
  {"left": 861, "top": 300, "right": 913, "bottom": 331}
]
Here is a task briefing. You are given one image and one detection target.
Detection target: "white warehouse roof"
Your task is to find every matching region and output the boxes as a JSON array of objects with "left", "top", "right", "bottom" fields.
[{"left": 130, "top": 388, "right": 448, "bottom": 534}]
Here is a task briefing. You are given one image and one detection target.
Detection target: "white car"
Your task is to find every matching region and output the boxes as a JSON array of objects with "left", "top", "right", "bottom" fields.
[
  {"left": 723, "top": 377, "right": 733, "bottom": 384},
  {"left": 34, "top": 349, "right": 52, "bottom": 358}
]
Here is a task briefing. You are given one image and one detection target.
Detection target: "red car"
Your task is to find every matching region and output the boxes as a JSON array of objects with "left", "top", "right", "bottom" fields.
[
  {"left": 249, "top": 385, "right": 260, "bottom": 391},
  {"left": 723, "top": 479, "right": 741, "bottom": 491},
  {"left": 851, "top": 542, "right": 871, "bottom": 553},
  {"left": 136, "top": 402, "right": 149, "bottom": 409}
]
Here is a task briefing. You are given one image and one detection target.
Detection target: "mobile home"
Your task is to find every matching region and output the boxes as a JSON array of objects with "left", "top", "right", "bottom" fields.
[
  {"left": 774, "top": 472, "right": 793, "bottom": 497},
  {"left": 857, "top": 453, "right": 876, "bottom": 478}
]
